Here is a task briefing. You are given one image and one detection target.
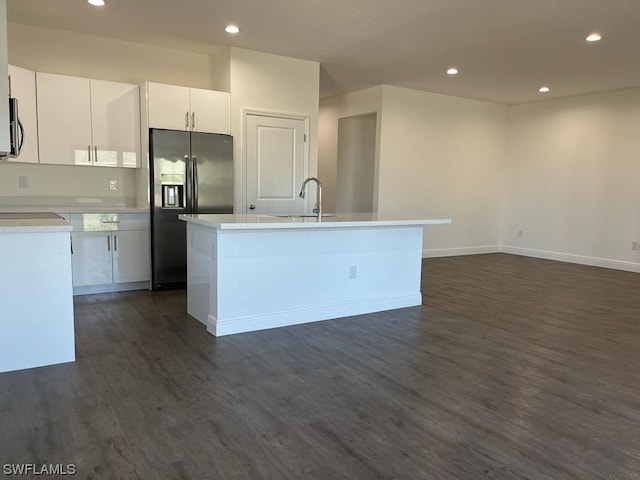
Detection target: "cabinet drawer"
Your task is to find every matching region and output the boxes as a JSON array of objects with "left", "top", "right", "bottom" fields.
[{"left": 70, "top": 213, "right": 149, "bottom": 231}]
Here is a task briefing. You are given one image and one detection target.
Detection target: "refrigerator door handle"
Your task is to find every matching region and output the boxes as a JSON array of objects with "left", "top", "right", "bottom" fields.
[
  {"left": 185, "top": 155, "right": 192, "bottom": 213},
  {"left": 17, "top": 117, "right": 24, "bottom": 156},
  {"left": 193, "top": 156, "right": 199, "bottom": 214}
]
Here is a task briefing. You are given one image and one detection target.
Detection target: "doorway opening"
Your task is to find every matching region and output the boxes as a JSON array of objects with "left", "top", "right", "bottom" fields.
[{"left": 336, "top": 113, "right": 377, "bottom": 213}]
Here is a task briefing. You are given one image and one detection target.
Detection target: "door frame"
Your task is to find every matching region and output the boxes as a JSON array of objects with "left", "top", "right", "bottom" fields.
[{"left": 241, "top": 108, "right": 311, "bottom": 213}]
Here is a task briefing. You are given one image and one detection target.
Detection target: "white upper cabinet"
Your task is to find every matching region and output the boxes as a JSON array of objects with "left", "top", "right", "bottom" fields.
[
  {"left": 146, "top": 82, "right": 230, "bottom": 134},
  {"left": 37, "top": 73, "right": 92, "bottom": 166},
  {"left": 190, "top": 87, "right": 230, "bottom": 134},
  {"left": 91, "top": 79, "right": 141, "bottom": 168},
  {"left": 147, "top": 82, "right": 190, "bottom": 131},
  {"left": 7, "top": 65, "right": 38, "bottom": 164},
  {"left": 37, "top": 72, "right": 141, "bottom": 168}
]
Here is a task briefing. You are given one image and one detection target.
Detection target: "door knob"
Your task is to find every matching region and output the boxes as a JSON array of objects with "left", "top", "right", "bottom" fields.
[{"left": 249, "top": 204, "right": 256, "bottom": 210}]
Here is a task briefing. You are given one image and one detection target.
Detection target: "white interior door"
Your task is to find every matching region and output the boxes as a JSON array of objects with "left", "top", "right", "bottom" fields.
[{"left": 246, "top": 114, "right": 307, "bottom": 214}]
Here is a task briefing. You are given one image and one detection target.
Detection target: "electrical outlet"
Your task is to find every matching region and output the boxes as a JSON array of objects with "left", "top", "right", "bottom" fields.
[
  {"left": 517, "top": 230, "right": 523, "bottom": 238},
  {"left": 109, "top": 179, "right": 118, "bottom": 191},
  {"left": 349, "top": 264, "right": 357, "bottom": 279},
  {"left": 18, "top": 176, "right": 28, "bottom": 189}
]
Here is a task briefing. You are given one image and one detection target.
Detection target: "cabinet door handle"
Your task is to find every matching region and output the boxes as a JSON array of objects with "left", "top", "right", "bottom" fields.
[
  {"left": 88, "top": 145, "right": 92, "bottom": 163},
  {"left": 114, "top": 235, "right": 118, "bottom": 252},
  {"left": 192, "top": 112, "right": 196, "bottom": 131},
  {"left": 185, "top": 111, "right": 190, "bottom": 130},
  {"left": 70, "top": 237, "right": 74, "bottom": 255},
  {"left": 107, "top": 235, "right": 111, "bottom": 252},
  {"left": 94, "top": 146, "right": 98, "bottom": 163}
]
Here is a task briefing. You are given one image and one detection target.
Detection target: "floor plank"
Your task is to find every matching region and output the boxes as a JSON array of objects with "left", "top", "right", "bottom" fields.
[{"left": 1, "top": 253, "right": 639, "bottom": 479}]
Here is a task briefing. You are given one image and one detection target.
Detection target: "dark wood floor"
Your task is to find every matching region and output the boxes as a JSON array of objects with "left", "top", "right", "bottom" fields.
[{"left": 1, "top": 253, "right": 639, "bottom": 479}]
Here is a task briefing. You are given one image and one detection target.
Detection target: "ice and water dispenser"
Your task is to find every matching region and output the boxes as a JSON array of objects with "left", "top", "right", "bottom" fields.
[{"left": 161, "top": 173, "right": 184, "bottom": 209}]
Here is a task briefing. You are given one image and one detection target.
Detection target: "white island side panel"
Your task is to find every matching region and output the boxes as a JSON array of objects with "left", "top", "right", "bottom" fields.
[
  {"left": 0, "top": 231, "right": 75, "bottom": 373},
  {"left": 186, "top": 222, "right": 425, "bottom": 336}
]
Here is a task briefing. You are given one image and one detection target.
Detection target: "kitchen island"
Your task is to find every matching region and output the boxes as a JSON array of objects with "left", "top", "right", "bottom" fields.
[
  {"left": 179, "top": 213, "right": 451, "bottom": 336},
  {"left": 0, "top": 213, "right": 75, "bottom": 373}
]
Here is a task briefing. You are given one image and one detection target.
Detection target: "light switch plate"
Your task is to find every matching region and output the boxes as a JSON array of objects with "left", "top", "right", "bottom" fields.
[{"left": 18, "top": 176, "right": 28, "bottom": 189}]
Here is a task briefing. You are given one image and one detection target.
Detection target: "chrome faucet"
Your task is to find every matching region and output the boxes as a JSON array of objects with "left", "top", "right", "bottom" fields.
[{"left": 299, "top": 177, "right": 322, "bottom": 219}]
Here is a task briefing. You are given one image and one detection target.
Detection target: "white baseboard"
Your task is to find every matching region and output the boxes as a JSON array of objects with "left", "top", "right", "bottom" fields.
[
  {"left": 73, "top": 281, "right": 150, "bottom": 296},
  {"left": 423, "top": 245, "right": 501, "bottom": 258},
  {"left": 501, "top": 246, "right": 640, "bottom": 273},
  {"left": 207, "top": 293, "right": 422, "bottom": 337},
  {"left": 422, "top": 243, "right": 640, "bottom": 273}
]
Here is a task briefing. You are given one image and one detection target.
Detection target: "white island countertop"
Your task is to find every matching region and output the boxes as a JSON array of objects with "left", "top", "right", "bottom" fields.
[
  {"left": 0, "top": 212, "right": 73, "bottom": 234},
  {"left": 179, "top": 213, "right": 452, "bottom": 230}
]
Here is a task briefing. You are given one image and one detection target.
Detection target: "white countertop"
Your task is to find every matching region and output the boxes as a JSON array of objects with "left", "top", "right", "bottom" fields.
[
  {"left": 0, "top": 206, "right": 149, "bottom": 214},
  {"left": 179, "top": 213, "right": 452, "bottom": 230},
  {"left": 0, "top": 213, "right": 72, "bottom": 233}
]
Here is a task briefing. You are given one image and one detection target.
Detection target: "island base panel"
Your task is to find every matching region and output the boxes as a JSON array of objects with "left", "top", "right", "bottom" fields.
[{"left": 187, "top": 223, "right": 425, "bottom": 336}]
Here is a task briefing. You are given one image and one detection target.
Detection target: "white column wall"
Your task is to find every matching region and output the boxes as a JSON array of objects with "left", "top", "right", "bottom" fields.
[{"left": 229, "top": 48, "right": 320, "bottom": 213}]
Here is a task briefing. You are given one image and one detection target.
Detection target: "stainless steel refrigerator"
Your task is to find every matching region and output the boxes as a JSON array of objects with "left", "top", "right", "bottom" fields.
[{"left": 149, "top": 128, "right": 233, "bottom": 289}]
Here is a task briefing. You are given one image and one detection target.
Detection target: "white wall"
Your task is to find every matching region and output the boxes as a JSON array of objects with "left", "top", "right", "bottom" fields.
[
  {"left": 319, "top": 87, "right": 383, "bottom": 212},
  {"left": 0, "top": 162, "right": 138, "bottom": 208},
  {"left": 336, "top": 114, "right": 376, "bottom": 213},
  {"left": 8, "top": 23, "right": 218, "bottom": 88},
  {"left": 503, "top": 88, "right": 640, "bottom": 271},
  {"left": 229, "top": 48, "right": 319, "bottom": 212},
  {"left": 210, "top": 48, "right": 231, "bottom": 93}
]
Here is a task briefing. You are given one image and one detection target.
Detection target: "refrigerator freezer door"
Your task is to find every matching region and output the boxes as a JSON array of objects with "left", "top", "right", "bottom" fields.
[
  {"left": 191, "top": 133, "right": 234, "bottom": 214},
  {"left": 150, "top": 129, "right": 191, "bottom": 288}
]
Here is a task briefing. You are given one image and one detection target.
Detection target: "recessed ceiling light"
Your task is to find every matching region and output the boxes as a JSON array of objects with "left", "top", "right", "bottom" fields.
[
  {"left": 446, "top": 67, "right": 459, "bottom": 75},
  {"left": 87, "top": 0, "right": 105, "bottom": 6},
  {"left": 539, "top": 86, "right": 550, "bottom": 93},
  {"left": 586, "top": 32, "right": 602, "bottom": 42},
  {"left": 225, "top": 25, "right": 240, "bottom": 34}
]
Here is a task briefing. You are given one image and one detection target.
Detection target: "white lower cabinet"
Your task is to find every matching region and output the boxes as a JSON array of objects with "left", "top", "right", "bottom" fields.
[
  {"left": 71, "top": 231, "right": 113, "bottom": 286},
  {"left": 70, "top": 213, "right": 150, "bottom": 294},
  {"left": 112, "top": 230, "right": 149, "bottom": 283}
]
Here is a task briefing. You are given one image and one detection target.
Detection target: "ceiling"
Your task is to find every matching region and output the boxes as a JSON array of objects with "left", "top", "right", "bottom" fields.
[{"left": 7, "top": 0, "right": 640, "bottom": 104}]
